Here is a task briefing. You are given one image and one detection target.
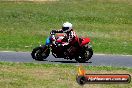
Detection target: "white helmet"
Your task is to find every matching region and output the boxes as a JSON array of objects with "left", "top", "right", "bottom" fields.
[{"left": 62, "top": 22, "right": 72, "bottom": 33}]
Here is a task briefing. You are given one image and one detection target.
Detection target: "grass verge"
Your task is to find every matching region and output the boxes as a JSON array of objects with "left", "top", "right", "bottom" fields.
[{"left": 0, "top": 62, "right": 132, "bottom": 88}]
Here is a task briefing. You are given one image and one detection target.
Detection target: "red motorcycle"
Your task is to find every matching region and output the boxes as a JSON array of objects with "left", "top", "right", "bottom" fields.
[{"left": 31, "top": 31, "right": 93, "bottom": 63}]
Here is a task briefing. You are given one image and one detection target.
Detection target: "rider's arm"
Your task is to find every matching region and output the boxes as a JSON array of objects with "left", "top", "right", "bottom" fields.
[
  {"left": 68, "top": 31, "right": 76, "bottom": 43},
  {"left": 61, "top": 32, "right": 75, "bottom": 46}
]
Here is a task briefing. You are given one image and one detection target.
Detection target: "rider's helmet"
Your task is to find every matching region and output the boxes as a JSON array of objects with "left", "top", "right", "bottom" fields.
[{"left": 62, "top": 22, "right": 72, "bottom": 33}]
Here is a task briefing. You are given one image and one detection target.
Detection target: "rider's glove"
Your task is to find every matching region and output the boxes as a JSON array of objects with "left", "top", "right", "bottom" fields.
[
  {"left": 52, "top": 30, "right": 56, "bottom": 33},
  {"left": 50, "top": 30, "right": 56, "bottom": 35}
]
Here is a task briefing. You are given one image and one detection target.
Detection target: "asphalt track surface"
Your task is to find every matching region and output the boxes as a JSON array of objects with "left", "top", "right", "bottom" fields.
[{"left": 0, "top": 51, "right": 132, "bottom": 67}]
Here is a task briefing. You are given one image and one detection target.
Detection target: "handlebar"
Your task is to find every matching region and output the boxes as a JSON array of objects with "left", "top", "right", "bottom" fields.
[{"left": 50, "top": 30, "right": 56, "bottom": 35}]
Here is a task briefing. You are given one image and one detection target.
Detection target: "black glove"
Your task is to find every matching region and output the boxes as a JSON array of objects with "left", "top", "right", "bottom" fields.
[{"left": 50, "top": 30, "right": 56, "bottom": 35}]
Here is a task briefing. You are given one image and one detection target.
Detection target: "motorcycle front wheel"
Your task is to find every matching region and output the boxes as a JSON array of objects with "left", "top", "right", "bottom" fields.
[{"left": 31, "top": 45, "right": 50, "bottom": 61}]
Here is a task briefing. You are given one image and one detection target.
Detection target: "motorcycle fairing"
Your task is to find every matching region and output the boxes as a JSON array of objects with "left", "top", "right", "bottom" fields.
[
  {"left": 56, "top": 39, "right": 62, "bottom": 43},
  {"left": 45, "top": 37, "right": 51, "bottom": 45},
  {"left": 80, "top": 38, "right": 90, "bottom": 46}
]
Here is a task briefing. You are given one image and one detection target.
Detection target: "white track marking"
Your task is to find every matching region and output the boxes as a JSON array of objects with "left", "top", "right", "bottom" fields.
[{"left": 95, "top": 53, "right": 132, "bottom": 56}]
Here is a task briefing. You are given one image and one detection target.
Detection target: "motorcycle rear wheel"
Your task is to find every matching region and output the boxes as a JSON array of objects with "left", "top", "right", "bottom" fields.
[
  {"left": 31, "top": 46, "right": 50, "bottom": 61},
  {"left": 75, "top": 47, "right": 93, "bottom": 63}
]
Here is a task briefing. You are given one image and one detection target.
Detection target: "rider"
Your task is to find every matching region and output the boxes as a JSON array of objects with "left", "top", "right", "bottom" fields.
[
  {"left": 51, "top": 22, "right": 80, "bottom": 57},
  {"left": 51, "top": 22, "right": 79, "bottom": 47}
]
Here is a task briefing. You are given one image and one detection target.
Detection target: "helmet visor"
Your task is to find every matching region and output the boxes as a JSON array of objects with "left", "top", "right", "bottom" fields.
[{"left": 62, "top": 27, "right": 69, "bottom": 32}]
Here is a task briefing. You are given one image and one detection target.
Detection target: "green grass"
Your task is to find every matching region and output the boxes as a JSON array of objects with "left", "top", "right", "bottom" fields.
[
  {"left": 0, "top": 0, "right": 132, "bottom": 54},
  {"left": 0, "top": 62, "right": 132, "bottom": 88}
]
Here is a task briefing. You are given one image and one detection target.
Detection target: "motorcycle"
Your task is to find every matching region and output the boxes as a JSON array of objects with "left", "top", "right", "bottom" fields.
[{"left": 31, "top": 31, "right": 93, "bottom": 63}]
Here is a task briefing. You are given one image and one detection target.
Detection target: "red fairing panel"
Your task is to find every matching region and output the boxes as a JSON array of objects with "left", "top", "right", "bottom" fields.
[
  {"left": 80, "top": 38, "right": 90, "bottom": 46},
  {"left": 56, "top": 39, "right": 62, "bottom": 43},
  {"left": 56, "top": 39, "right": 66, "bottom": 44}
]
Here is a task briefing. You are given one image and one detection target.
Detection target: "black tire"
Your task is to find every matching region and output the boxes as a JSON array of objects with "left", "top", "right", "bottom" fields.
[
  {"left": 76, "top": 76, "right": 87, "bottom": 85},
  {"left": 87, "top": 47, "right": 93, "bottom": 59},
  {"left": 31, "top": 46, "right": 50, "bottom": 61},
  {"left": 75, "top": 47, "right": 93, "bottom": 63}
]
